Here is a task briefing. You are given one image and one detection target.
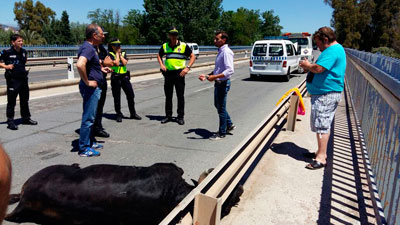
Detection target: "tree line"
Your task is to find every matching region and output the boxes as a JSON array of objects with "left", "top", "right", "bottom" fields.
[
  {"left": 0, "top": 0, "right": 283, "bottom": 46},
  {"left": 325, "top": 0, "right": 400, "bottom": 56}
]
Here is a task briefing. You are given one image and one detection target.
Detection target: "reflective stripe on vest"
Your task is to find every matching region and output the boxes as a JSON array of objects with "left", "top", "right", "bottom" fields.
[
  {"left": 163, "top": 42, "right": 187, "bottom": 70},
  {"left": 109, "top": 52, "right": 127, "bottom": 74}
]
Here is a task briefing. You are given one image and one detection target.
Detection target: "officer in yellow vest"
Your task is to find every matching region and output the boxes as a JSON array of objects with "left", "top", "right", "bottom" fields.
[
  {"left": 108, "top": 38, "right": 142, "bottom": 123},
  {"left": 157, "top": 27, "right": 196, "bottom": 125}
]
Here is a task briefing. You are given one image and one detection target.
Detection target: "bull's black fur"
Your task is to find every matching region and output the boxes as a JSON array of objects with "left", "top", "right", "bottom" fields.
[{"left": 5, "top": 163, "right": 243, "bottom": 225}]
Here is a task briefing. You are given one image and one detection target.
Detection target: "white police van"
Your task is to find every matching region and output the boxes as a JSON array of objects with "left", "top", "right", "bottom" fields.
[
  {"left": 284, "top": 32, "right": 314, "bottom": 73},
  {"left": 186, "top": 43, "right": 200, "bottom": 59},
  {"left": 249, "top": 38, "right": 301, "bottom": 81}
]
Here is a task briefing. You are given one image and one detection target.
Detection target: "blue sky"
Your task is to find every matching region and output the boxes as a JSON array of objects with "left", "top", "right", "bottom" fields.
[{"left": 0, "top": 0, "right": 333, "bottom": 33}]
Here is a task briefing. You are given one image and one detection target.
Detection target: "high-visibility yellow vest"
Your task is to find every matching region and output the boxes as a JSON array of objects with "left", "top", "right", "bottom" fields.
[
  {"left": 109, "top": 51, "right": 127, "bottom": 74},
  {"left": 162, "top": 42, "right": 187, "bottom": 70}
]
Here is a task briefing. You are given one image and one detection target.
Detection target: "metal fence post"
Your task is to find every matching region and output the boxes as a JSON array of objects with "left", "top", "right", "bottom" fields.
[{"left": 67, "top": 57, "right": 74, "bottom": 80}]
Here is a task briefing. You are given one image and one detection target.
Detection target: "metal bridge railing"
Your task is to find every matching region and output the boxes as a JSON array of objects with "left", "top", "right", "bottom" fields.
[
  {"left": 0, "top": 45, "right": 252, "bottom": 58},
  {"left": 345, "top": 48, "right": 400, "bottom": 225}
]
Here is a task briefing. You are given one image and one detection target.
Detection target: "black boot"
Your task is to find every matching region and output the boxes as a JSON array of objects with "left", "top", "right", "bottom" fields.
[{"left": 130, "top": 113, "right": 142, "bottom": 120}]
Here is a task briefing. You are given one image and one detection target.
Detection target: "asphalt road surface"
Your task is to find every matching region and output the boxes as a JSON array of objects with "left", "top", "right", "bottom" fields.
[
  {"left": 0, "top": 53, "right": 246, "bottom": 86},
  {"left": 1, "top": 60, "right": 308, "bottom": 224}
]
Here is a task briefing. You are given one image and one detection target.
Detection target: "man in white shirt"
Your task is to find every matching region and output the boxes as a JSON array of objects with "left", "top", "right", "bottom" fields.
[{"left": 199, "top": 31, "right": 236, "bottom": 140}]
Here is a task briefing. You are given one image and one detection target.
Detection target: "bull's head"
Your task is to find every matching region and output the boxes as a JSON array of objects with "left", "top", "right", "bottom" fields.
[{"left": 191, "top": 168, "right": 214, "bottom": 187}]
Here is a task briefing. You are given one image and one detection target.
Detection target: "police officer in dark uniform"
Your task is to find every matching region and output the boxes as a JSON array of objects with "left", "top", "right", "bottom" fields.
[
  {"left": 93, "top": 28, "right": 113, "bottom": 138},
  {"left": 0, "top": 34, "right": 37, "bottom": 130},
  {"left": 157, "top": 27, "right": 196, "bottom": 125},
  {"left": 108, "top": 38, "right": 142, "bottom": 122}
]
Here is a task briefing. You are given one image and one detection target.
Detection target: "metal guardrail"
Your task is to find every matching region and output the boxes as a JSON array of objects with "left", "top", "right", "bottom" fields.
[
  {"left": 0, "top": 45, "right": 252, "bottom": 58},
  {"left": 160, "top": 80, "right": 306, "bottom": 225},
  {"left": 22, "top": 50, "right": 250, "bottom": 67},
  {"left": 345, "top": 49, "right": 400, "bottom": 225}
]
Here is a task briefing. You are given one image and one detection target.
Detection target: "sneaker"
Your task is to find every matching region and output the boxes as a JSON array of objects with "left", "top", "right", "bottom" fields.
[
  {"left": 130, "top": 113, "right": 142, "bottom": 120},
  {"left": 161, "top": 117, "right": 172, "bottom": 124},
  {"left": 177, "top": 118, "right": 185, "bottom": 125},
  {"left": 227, "top": 124, "right": 236, "bottom": 133},
  {"left": 91, "top": 142, "right": 104, "bottom": 149},
  {"left": 7, "top": 120, "right": 18, "bottom": 130},
  {"left": 209, "top": 133, "right": 226, "bottom": 141},
  {"left": 78, "top": 148, "right": 101, "bottom": 157}
]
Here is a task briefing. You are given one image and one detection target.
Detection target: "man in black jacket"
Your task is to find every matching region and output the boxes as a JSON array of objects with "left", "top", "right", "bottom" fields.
[{"left": 0, "top": 34, "right": 37, "bottom": 130}]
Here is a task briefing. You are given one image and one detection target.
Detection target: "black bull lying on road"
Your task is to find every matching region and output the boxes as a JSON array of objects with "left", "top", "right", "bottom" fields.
[{"left": 5, "top": 163, "right": 243, "bottom": 225}]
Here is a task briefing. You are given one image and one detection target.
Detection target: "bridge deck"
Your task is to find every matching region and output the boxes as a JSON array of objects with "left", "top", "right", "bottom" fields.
[{"left": 220, "top": 86, "right": 379, "bottom": 225}]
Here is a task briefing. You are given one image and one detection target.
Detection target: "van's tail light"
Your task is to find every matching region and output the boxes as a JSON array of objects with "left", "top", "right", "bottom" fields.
[
  {"left": 282, "top": 61, "right": 287, "bottom": 68},
  {"left": 250, "top": 60, "right": 253, "bottom": 67}
]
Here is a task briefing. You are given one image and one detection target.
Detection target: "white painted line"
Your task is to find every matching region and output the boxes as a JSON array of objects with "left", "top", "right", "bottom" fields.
[{"left": 193, "top": 85, "right": 214, "bottom": 93}]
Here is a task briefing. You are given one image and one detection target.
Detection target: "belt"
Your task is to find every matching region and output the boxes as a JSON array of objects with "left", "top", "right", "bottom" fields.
[{"left": 215, "top": 79, "right": 229, "bottom": 84}]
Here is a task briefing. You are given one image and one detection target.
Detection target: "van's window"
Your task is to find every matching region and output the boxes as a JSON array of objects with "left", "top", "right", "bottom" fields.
[
  {"left": 253, "top": 44, "right": 268, "bottom": 56},
  {"left": 193, "top": 45, "right": 199, "bottom": 50},
  {"left": 269, "top": 44, "right": 283, "bottom": 56},
  {"left": 289, "top": 38, "right": 309, "bottom": 46},
  {"left": 286, "top": 44, "right": 294, "bottom": 56}
]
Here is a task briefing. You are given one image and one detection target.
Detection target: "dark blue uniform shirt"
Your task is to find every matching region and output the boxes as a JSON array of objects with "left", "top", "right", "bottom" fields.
[{"left": 0, "top": 46, "right": 28, "bottom": 78}]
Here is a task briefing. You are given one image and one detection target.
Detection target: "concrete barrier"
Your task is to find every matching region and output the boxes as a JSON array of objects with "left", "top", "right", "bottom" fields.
[{"left": 0, "top": 58, "right": 249, "bottom": 96}]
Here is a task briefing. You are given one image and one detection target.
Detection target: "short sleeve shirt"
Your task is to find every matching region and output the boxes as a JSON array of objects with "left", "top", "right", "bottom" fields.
[
  {"left": 0, "top": 47, "right": 28, "bottom": 78},
  {"left": 78, "top": 41, "right": 104, "bottom": 86},
  {"left": 306, "top": 44, "right": 347, "bottom": 95},
  {"left": 158, "top": 41, "right": 192, "bottom": 57}
]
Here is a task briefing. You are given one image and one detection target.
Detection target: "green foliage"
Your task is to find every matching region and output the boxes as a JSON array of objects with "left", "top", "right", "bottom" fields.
[
  {"left": 326, "top": 0, "right": 400, "bottom": 51},
  {"left": 14, "top": 0, "right": 55, "bottom": 34},
  {"left": 220, "top": 8, "right": 283, "bottom": 45},
  {"left": 0, "top": 29, "right": 14, "bottom": 45},
  {"left": 142, "top": 0, "right": 223, "bottom": 45},
  {"left": 12, "top": 0, "right": 284, "bottom": 46},
  {"left": 371, "top": 47, "right": 400, "bottom": 58},
  {"left": 42, "top": 11, "right": 74, "bottom": 45},
  {"left": 260, "top": 10, "right": 283, "bottom": 37},
  {"left": 88, "top": 9, "right": 121, "bottom": 42},
  {"left": 19, "top": 30, "right": 47, "bottom": 45},
  {"left": 70, "top": 22, "right": 87, "bottom": 45}
]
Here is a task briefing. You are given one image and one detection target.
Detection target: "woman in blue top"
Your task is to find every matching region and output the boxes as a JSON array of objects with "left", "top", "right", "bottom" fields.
[{"left": 299, "top": 27, "right": 346, "bottom": 170}]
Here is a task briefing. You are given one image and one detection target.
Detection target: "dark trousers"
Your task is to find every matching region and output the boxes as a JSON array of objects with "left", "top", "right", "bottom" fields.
[
  {"left": 111, "top": 73, "right": 136, "bottom": 116},
  {"left": 214, "top": 80, "right": 233, "bottom": 135},
  {"left": 164, "top": 70, "right": 185, "bottom": 118},
  {"left": 94, "top": 79, "right": 107, "bottom": 131},
  {"left": 6, "top": 78, "right": 31, "bottom": 120}
]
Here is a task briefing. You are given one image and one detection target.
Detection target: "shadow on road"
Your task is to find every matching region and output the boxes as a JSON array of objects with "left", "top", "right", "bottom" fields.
[
  {"left": 0, "top": 118, "right": 24, "bottom": 125},
  {"left": 270, "top": 142, "right": 313, "bottom": 163},
  {"left": 242, "top": 74, "right": 301, "bottom": 83},
  {"left": 184, "top": 128, "right": 214, "bottom": 139},
  {"left": 71, "top": 139, "right": 79, "bottom": 152},
  {"left": 146, "top": 115, "right": 165, "bottom": 122},
  {"left": 103, "top": 113, "right": 118, "bottom": 121}
]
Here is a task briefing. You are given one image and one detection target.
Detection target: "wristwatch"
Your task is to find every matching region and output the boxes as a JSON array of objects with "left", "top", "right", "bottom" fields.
[{"left": 186, "top": 65, "right": 191, "bottom": 70}]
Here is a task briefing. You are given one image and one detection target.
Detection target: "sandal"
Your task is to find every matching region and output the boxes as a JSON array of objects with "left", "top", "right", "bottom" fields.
[
  {"left": 305, "top": 160, "right": 326, "bottom": 170},
  {"left": 303, "top": 152, "right": 316, "bottom": 159}
]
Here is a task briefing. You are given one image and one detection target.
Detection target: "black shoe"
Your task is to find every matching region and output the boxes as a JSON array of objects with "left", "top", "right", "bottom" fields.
[
  {"left": 130, "top": 113, "right": 142, "bottom": 120},
  {"left": 161, "top": 117, "right": 172, "bottom": 124},
  {"left": 7, "top": 120, "right": 18, "bottom": 130},
  {"left": 94, "top": 130, "right": 110, "bottom": 138},
  {"left": 116, "top": 114, "right": 123, "bottom": 123},
  {"left": 22, "top": 118, "right": 38, "bottom": 125},
  {"left": 177, "top": 118, "right": 185, "bottom": 125},
  {"left": 227, "top": 124, "right": 236, "bottom": 133}
]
